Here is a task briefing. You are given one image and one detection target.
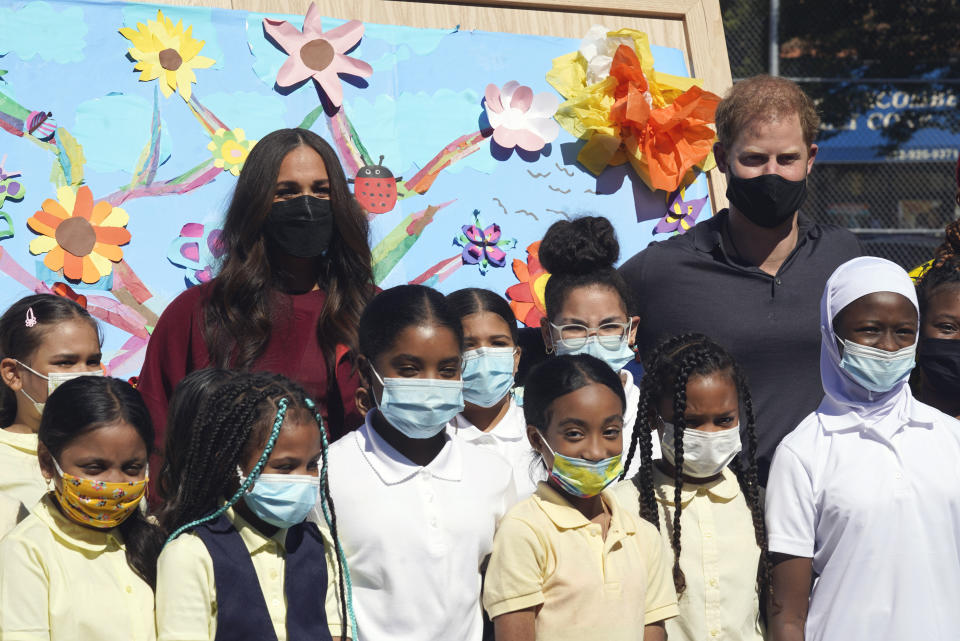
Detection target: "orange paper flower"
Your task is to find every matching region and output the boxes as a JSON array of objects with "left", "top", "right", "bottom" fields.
[
  {"left": 609, "top": 45, "right": 721, "bottom": 193},
  {"left": 27, "top": 186, "right": 131, "bottom": 284},
  {"left": 505, "top": 241, "right": 550, "bottom": 328}
]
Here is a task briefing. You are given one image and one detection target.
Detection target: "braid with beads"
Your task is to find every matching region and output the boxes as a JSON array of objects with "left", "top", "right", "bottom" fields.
[
  {"left": 305, "top": 398, "right": 356, "bottom": 639},
  {"left": 629, "top": 333, "right": 769, "bottom": 599}
]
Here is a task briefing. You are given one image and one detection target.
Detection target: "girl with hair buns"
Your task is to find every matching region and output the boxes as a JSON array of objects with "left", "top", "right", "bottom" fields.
[
  {"left": 766, "top": 257, "right": 960, "bottom": 641},
  {"left": 913, "top": 220, "right": 960, "bottom": 419},
  {"left": 138, "top": 128, "right": 375, "bottom": 452},
  {"left": 537, "top": 215, "right": 657, "bottom": 480}
]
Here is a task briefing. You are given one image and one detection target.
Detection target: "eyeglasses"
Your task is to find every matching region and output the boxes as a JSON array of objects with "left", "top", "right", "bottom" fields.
[{"left": 549, "top": 320, "right": 632, "bottom": 350}]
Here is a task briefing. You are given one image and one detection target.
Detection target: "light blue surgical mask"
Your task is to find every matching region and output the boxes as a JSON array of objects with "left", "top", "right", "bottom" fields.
[
  {"left": 372, "top": 367, "right": 465, "bottom": 439},
  {"left": 462, "top": 347, "right": 516, "bottom": 408},
  {"left": 839, "top": 339, "right": 916, "bottom": 393},
  {"left": 555, "top": 335, "right": 636, "bottom": 371},
  {"left": 239, "top": 469, "right": 320, "bottom": 529}
]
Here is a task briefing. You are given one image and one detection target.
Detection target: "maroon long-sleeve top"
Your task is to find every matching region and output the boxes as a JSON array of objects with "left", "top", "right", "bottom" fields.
[{"left": 137, "top": 281, "right": 364, "bottom": 455}]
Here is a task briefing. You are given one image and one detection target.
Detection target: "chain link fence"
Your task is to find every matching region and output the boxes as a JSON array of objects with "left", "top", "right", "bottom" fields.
[{"left": 717, "top": 0, "right": 958, "bottom": 270}]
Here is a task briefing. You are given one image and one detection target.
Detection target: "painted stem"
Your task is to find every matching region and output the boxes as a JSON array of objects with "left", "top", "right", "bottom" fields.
[
  {"left": 187, "top": 91, "right": 229, "bottom": 136},
  {"left": 105, "top": 161, "right": 220, "bottom": 206},
  {"left": 329, "top": 108, "right": 373, "bottom": 176},
  {"left": 400, "top": 129, "right": 489, "bottom": 198}
]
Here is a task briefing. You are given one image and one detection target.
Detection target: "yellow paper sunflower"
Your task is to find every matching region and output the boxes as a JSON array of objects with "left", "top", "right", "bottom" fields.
[
  {"left": 27, "top": 185, "right": 131, "bottom": 284},
  {"left": 208, "top": 128, "right": 256, "bottom": 176},
  {"left": 119, "top": 10, "right": 215, "bottom": 101}
]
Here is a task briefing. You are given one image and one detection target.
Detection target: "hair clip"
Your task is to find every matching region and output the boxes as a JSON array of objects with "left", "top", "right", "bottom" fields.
[{"left": 24, "top": 307, "right": 37, "bottom": 328}]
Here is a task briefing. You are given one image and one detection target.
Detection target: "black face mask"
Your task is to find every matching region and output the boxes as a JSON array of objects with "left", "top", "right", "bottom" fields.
[
  {"left": 917, "top": 336, "right": 960, "bottom": 396},
  {"left": 264, "top": 195, "right": 333, "bottom": 258},
  {"left": 726, "top": 171, "right": 808, "bottom": 228}
]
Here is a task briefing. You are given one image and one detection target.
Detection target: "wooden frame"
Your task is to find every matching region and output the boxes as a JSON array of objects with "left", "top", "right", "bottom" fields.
[{"left": 140, "top": 0, "right": 733, "bottom": 208}]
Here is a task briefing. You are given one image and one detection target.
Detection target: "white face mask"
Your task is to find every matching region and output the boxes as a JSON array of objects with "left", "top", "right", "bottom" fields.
[
  {"left": 660, "top": 420, "right": 742, "bottom": 479},
  {"left": 15, "top": 360, "right": 103, "bottom": 414}
]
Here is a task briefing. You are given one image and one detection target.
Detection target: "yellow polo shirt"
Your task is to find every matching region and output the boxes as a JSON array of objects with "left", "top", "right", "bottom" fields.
[
  {"left": 483, "top": 482, "right": 678, "bottom": 641},
  {"left": 0, "top": 494, "right": 156, "bottom": 641},
  {"left": 0, "top": 428, "right": 47, "bottom": 512},
  {"left": 155, "top": 506, "right": 348, "bottom": 641},
  {"left": 613, "top": 468, "right": 764, "bottom": 641}
]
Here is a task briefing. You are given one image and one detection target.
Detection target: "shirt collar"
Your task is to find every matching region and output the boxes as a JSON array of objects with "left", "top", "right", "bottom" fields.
[
  {"left": 223, "top": 505, "right": 287, "bottom": 554},
  {"left": 450, "top": 399, "right": 525, "bottom": 444},
  {"left": 357, "top": 411, "right": 462, "bottom": 484},
  {"left": 532, "top": 482, "right": 637, "bottom": 535},
  {"left": 653, "top": 465, "right": 741, "bottom": 507},
  {"left": 33, "top": 493, "right": 124, "bottom": 552},
  {"left": 692, "top": 209, "right": 820, "bottom": 255},
  {"left": 0, "top": 428, "right": 39, "bottom": 455},
  {"left": 817, "top": 392, "right": 938, "bottom": 436}
]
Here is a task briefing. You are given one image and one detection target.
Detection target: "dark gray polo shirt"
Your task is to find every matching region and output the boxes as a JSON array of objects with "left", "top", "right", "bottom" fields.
[{"left": 619, "top": 210, "right": 861, "bottom": 482}]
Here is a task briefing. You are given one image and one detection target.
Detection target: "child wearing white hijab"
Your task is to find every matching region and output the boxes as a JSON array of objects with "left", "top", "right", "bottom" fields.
[{"left": 765, "top": 256, "right": 960, "bottom": 641}]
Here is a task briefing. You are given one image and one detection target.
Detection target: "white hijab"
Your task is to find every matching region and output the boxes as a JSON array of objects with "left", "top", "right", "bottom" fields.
[{"left": 818, "top": 256, "right": 921, "bottom": 430}]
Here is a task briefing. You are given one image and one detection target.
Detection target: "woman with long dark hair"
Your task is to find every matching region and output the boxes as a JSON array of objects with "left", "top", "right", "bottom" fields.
[{"left": 138, "top": 128, "right": 374, "bottom": 452}]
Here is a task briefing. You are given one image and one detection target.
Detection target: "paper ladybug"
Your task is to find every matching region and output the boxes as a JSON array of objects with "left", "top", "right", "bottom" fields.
[{"left": 350, "top": 155, "right": 402, "bottom": 214}]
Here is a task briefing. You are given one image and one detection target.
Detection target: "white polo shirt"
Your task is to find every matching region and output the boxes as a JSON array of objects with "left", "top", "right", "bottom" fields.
[
  {"left": 325, "top": 412, "right": 516, "bottom": 641},
  {"left": 766, "top": 400, "right": 960, "bottom": 641},
  {"left": 447, "top": 398, "right": 541, "bottom": 498}
]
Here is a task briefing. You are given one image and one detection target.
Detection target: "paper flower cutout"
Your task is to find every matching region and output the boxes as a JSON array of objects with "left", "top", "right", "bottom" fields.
[
  {"left": 547, "top": 26, "right": 721, "bottom": 192},
  {"left": 119, "top": 10, "right": 215, "bottom": 101},
  {"left": 454, "top": 210, "right": 516, "bottom": 275},
  {"left": 263, "top": 4, "right": 372, "bottom": 108},
  {"left": 506, "top": 241, "right": 550, "bottom": 328},
  {"left": 654, "top": 189, "right": 708, "bottom": 235},
  {"left": 484, "top": 82, "right": 559, "bottom": 152},
  {"left": 27, "top": 186, "right": 131, "bottom": 284},
  {"left": 577, "top": 24, "right": 640, "bottom": 86},
  {"left": 167, "top": 222, "right": 225, "bottom": 286},
  {"left": 207, "top": 128, "right": 256, "bottom": 176}
]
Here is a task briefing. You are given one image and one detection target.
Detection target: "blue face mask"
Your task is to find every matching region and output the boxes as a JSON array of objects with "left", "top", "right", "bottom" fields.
[
  {"left": 461, "top": 347, "right": 516, "bottom": 408},
  {"left": 839, "top": 339, "right": 916, "bottom": 393},
  {"left": 372, "top": 367, "right": 465, "bottom": 439},
  {"left": 239, "top": 470, "right": 321, "bottom": 529},
  {"left": 556, "top": 335, "right": 636, "bottom": 372}
]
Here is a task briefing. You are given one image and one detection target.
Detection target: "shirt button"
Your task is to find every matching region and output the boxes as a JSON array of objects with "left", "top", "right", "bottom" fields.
[
  {"left": 896, "top": 472, "right": 903, "bottom": 479},
  {"left": 430, "top": 518, "right": 438, "bottom": 528},
  {"left": 270, "top": 570, "right": 279, "bottom": 580},
  {"left": 125, "top": 585, "right": 133, "bottom": 594},
  {"left": 272, "top": 598, "right": 281, "bottom": 607},
  {"left": 704, "top": 532, "right": 713, "bottom": 539},
  {"left": 775, "top": 277, "right": 782, "bottom": 285},
  {"left": 711, "top": 629, "right": 719, "bottom": 637},
  {"left": 709, "top": 578, "right": 718, "bottom": 587}
]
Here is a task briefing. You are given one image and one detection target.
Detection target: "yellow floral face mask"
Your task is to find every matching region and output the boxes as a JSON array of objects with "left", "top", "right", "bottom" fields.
[{"left": 51, "top": 458, "right": 147, "bottom": 528}]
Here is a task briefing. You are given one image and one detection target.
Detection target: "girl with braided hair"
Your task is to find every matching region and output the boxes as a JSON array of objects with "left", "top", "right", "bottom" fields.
[
  {"left": 613, "top": 333, "right": 767, "bottom": 641},
  {"left": 484, "top": 354, "right": 677, "bottom": 641},
  {"left": 913, "top": 220, "right": 960, "bottom": 418},
  {"left": 155, "top": 371, "right": 354, "bottom": 641}
]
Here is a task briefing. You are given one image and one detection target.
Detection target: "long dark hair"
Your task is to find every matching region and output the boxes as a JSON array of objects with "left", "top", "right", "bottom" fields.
[
  {"left": 158, "top": 371, "right": 349, "bottom": 631},
  {"left": 445, "top": 287, "right": 519, "bottom": 344},
  {"left": 39, "top": 376, "right": 163, "bottom": 588},
  {"left": 538, "top": 216, "right": 636, "bottom": 321},
  {"left": 623, "top": 333, "right": 769, "bottom": 600},
  {"left": 203, "top": 128, "right": 374, "bottom": 374},
  {"left": 0, "top": 294, "right": 100, "bottom": 427}
]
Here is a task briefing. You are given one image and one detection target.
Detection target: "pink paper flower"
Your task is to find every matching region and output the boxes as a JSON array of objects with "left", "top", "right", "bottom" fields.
[
  {"left": 484, "top": 81, "right": 559, "bottom": 152},
  {"left": 263, "top": 3, "right": 372, "bottom": 107}
]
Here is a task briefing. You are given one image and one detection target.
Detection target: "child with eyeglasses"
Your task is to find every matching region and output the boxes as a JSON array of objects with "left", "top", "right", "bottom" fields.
[{"left": 536, "top": 216, "right": 659, "bottom": 480}]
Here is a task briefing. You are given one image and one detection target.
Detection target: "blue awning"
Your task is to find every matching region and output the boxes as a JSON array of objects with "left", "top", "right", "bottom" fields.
[{"left": 816, "top": 89, "right": 960, "bottom": 163}]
